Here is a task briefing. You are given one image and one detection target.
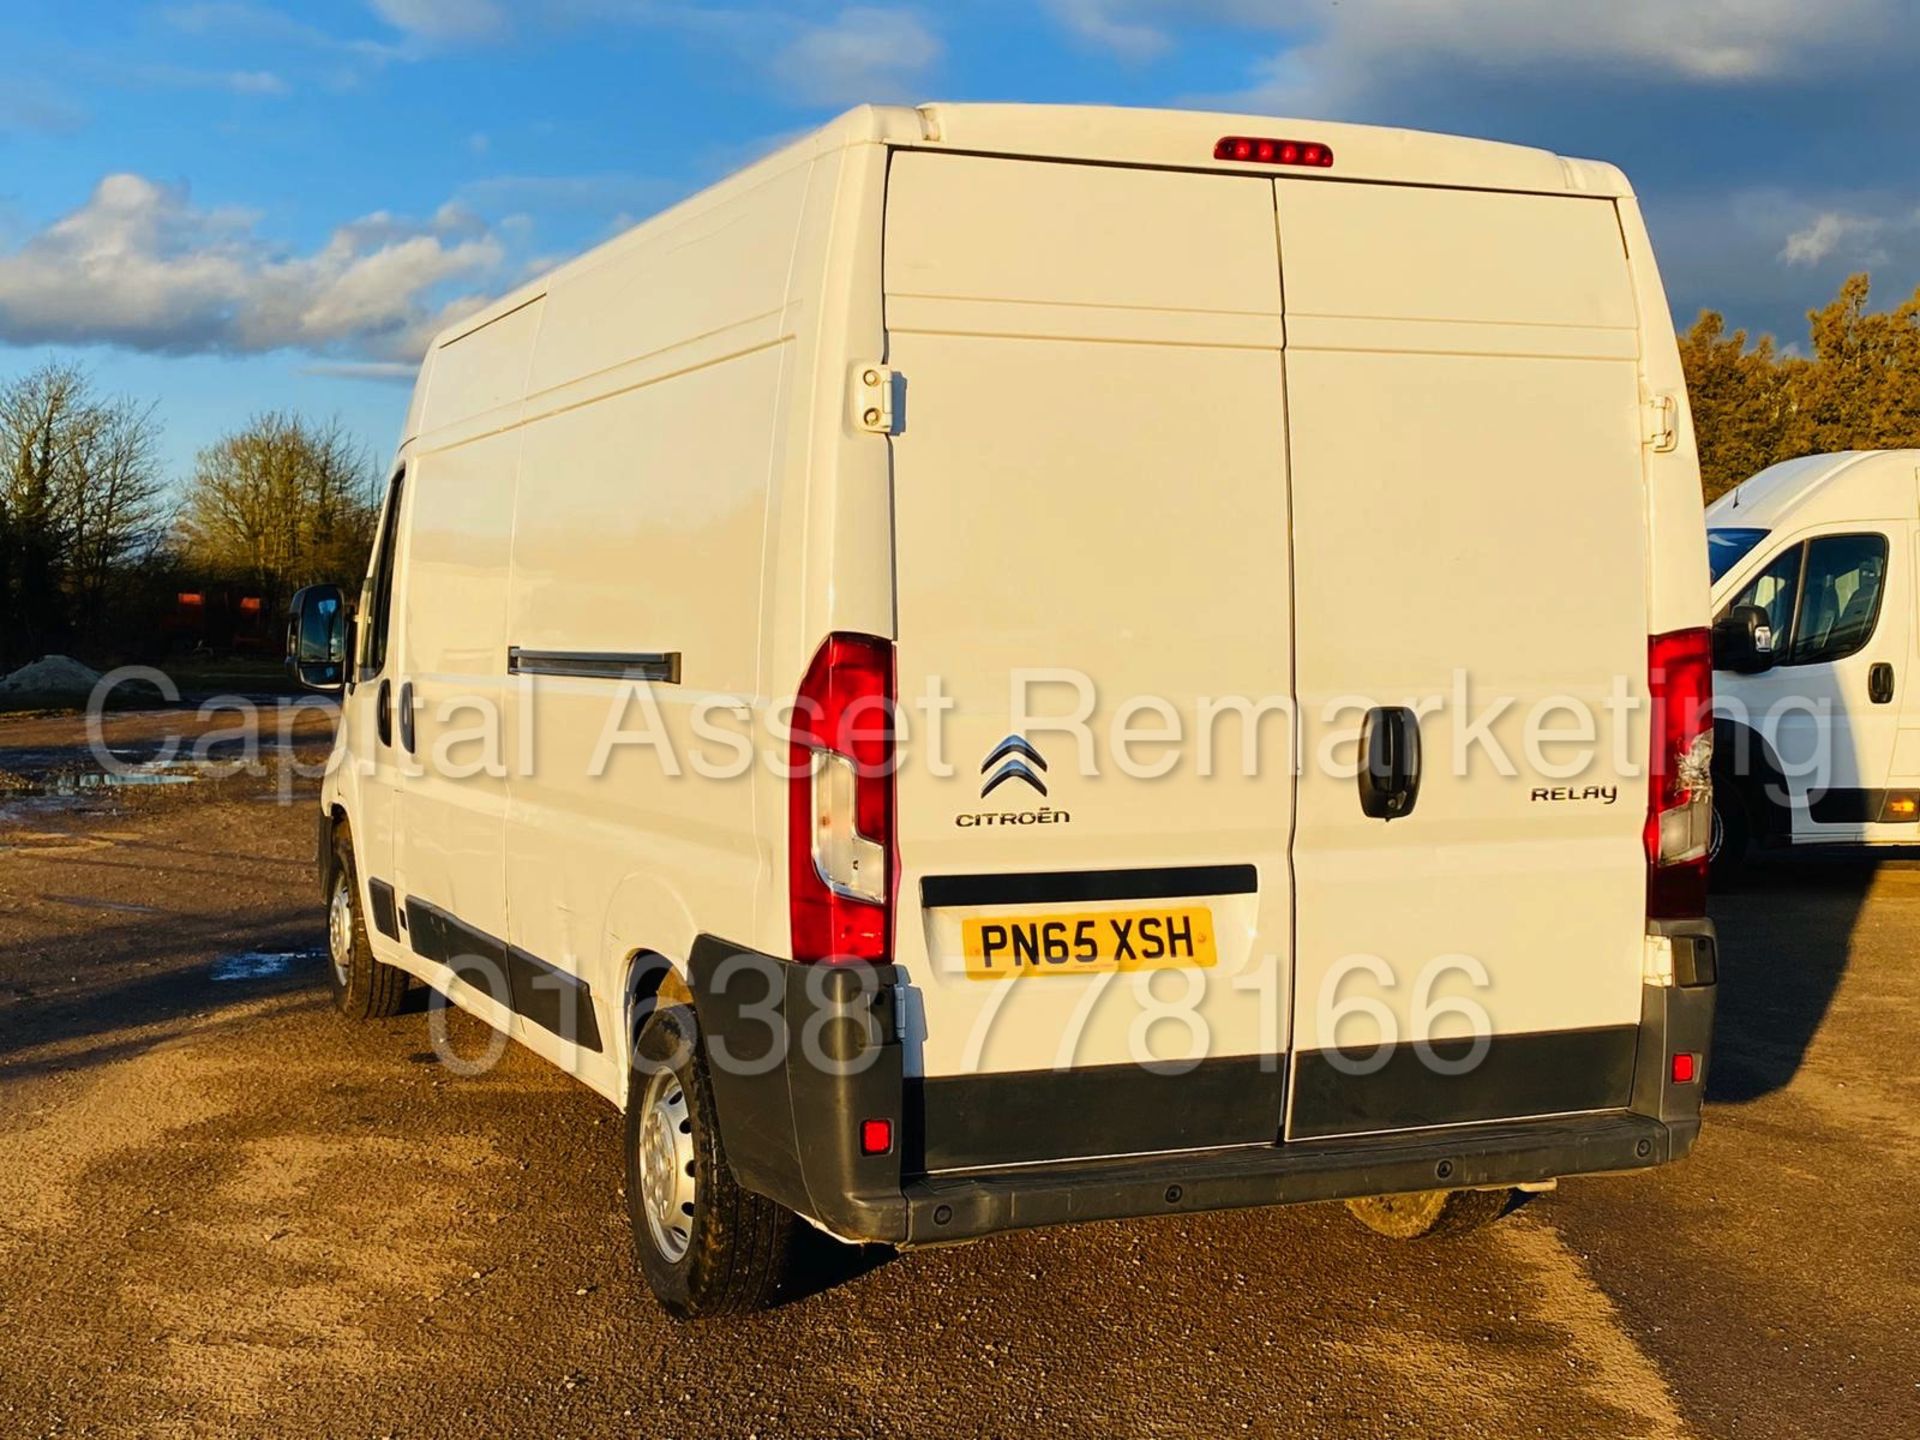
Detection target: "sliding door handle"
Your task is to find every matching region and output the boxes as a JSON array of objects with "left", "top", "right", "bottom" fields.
[{"left": 398, "top": 680, "right": 417, "bottom": 753}]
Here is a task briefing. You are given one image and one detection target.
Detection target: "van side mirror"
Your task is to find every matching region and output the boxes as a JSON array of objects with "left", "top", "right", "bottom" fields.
[
  {"left": 287, "top": 584, "right": 351, "bottom": 693},
  {"left": 1712, "top": 603, "right": 1777, "bottom": 675}
]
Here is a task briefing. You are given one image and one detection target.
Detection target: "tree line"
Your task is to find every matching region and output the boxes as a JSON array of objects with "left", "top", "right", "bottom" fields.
[
  {"left": 4, "top": 269, "right": 1920, "bottom": 670},
  {"left": 1680, "top": 273, "right": 1920, "bottom": 501},
  {"left": 0, "top": 362, "right": 379, "bottom": 670}
]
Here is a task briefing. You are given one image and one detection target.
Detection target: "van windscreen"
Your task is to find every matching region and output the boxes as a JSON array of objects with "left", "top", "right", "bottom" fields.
[{"left": 1708, "top": 526, "right": 1769, "bottom": 583}]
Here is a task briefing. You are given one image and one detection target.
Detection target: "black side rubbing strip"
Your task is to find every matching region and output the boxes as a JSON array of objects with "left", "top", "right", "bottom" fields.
[
  {"left": 922, "top": 864, "right": 1258, "bottom": 910},
  {"left": 507, "top": 647, "right": 681, "bottom": 684},
  {"left": 366, "top": 878, "right": 400, "bottom": 940},
  {"left": 404, "top": 896, "right": 604, "bottom": 1052}
]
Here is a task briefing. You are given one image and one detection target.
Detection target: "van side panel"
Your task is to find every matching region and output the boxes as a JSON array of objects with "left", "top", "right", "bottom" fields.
[{"left": 489, "top": 161, "right": 813, "bottom": 1092}]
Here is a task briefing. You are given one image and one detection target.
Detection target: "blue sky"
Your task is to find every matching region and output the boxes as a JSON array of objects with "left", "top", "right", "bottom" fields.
[{"left": 4, "top": 0, "right": 1919, "bottom": 490}]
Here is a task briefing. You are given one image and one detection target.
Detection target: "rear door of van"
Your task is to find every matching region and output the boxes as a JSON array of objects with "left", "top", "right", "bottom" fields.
[
  {"left": 884, "top": 153, "right": 1296, "bottom": 1172},
  {"left": 1275, "top": 181, "right": 1651, "bottom": 1139}
]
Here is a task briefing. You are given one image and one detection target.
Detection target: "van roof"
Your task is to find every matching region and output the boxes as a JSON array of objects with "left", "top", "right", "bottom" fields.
[
  {"left": 1707, "top": 449, "right": 1920, "bottom": 539},
  {"left": 417, "top": 102, "right": 1631, "bottom": 364}
]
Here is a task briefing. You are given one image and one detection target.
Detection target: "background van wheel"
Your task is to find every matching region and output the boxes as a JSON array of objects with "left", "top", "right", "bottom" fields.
[
  {"left": 1709, "top": 784, "right": 1750, "bottom": 887},
  {"left": 627, "top": 1005, "right": 797, "bottom": 1319},
  {"left": 327, "top": 826, "right": 407, "bottom": 1020},
  {"left": 1345, "top": 1187, "right": 1519, "bottom": 1240}
]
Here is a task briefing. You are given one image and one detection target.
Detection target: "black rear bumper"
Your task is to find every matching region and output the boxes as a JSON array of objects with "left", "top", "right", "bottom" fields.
[
  {"left": 900, "top": 1111, "right": 1676, "bottom": 1245},
  {"left": 687, "top": 930, "right": 1715, "bottom": 1248}
]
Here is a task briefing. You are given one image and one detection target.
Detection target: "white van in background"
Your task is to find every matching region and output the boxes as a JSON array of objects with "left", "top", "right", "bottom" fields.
[
  {"left": 1708, "top": 450, "right": 1920, "bottom": 874},
  {"left": 290, "top": 103, "right": 1716, "bottom": 1318}
]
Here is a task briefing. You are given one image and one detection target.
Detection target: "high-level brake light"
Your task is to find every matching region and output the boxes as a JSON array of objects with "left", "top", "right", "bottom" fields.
[
  {"left": 1646, "top": 628, "right": 1713, "bottom": 920},
  {"left": 1213, "top": 136, "right": 1334, "bottom": 168},
  {"left": 788, "top": 633, "right": 896, "bottom": 964}
]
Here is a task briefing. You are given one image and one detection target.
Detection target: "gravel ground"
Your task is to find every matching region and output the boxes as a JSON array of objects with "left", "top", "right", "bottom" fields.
[{"left": 1, "top": 709, "right": 1916, "bottom": 1438}]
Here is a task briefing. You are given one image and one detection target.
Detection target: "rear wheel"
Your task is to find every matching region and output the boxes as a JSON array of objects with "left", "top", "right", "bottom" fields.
[
  {"left": 1345, "top": 1187, "right": 1518, "bottom": 1240},
  {"left": 627, "top": 1004, "right": 797, "bottom": 1319},
  {"left": 326, "top": 825, "right": 407, "bottom": 1020}
]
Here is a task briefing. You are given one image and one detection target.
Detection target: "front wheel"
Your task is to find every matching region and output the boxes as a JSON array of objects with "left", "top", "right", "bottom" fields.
[
  {"left": 1708, "top": 783, "right": 1750, "bottom": 887},
  {"left": 326, "top": 825, "right": 408, "bottom": 1020},
  {"left": 627, "top": 1005, "right": 797, "bottom": 1319},
  {"left": 1345, "top": 1187, "right": 1519, "bottom": 1240}
]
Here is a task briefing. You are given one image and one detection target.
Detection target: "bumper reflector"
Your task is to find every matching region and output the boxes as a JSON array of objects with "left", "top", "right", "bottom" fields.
[
  {"left": 1671, "top": 1052, "right": 1698, "bottom": 1085},
  {"left": 860, "top": 1118, "right": 893, "bottom": 1156}
]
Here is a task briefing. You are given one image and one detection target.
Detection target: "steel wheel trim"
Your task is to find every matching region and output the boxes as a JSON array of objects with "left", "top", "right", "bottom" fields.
[
  {"left": 1708, "top": 802, "right": 1725, "bottom": 863},
  {"left": 638, "top": 1066, "right": 698, "bottom": 1263},
  {"left": 328, "top": 875, "right": 354, "bottom": 988}
]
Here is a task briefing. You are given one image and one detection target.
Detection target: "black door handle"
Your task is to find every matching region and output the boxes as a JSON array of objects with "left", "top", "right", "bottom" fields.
[
  {"left": 398, "top": 680, "right": 417, "bottom": 753},
  {"left": 1358, "top": 706, "right": 1422, "bottom": 820},
  {"left": 1869, "top": 663, "right": 1895, "bottom": 705},
  {"left": 376, "top": 679, "right": 393, "bottom": 747}
]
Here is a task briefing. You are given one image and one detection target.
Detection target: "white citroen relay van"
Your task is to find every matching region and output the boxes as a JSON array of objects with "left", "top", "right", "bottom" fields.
[
  {"left": 1707, "top": 450, "right": 1920, "bottom": 874},
  {"left": 290, "top": 104, "right": 1717, "bottom": 1318}
]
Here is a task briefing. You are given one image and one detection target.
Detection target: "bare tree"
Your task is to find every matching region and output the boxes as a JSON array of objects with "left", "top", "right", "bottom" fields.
[
  {"left": 0, "top": 362, "right": 166, "bottom": 662},
  {"left": 174, "top": 412, "right": 379, "bottom": 612}
]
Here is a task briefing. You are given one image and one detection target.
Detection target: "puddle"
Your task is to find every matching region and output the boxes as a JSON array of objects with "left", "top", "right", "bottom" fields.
[
  {"left": 0, "top": 761, "right": 222, "bottom": 824},
  {"left": 211, "top": 950, "right": 322, "bottom": 983},
  {"left": 39, "top": 762, "right": 211, "bottom": 794}
]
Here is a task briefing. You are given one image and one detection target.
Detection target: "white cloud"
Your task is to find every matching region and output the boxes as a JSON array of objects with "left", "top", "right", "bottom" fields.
[
  {"left": 161, "top": 2, "right": 412, "bottom": 64},
  {"left": 1779, "top": 207, "right": 1920, "bottom": 269},
  {"left": 119, "top": 62, "right": 292, "bottom": 96},
  {"left": 1782, "top": 214, "right": 1859, "bottom": 268},
  {"left": 767, "top": 7, "right": 941, "bottom": 107},
  {"left": 173, "top": 3, "right": 944, "bottom": 103},
  {"left": 0, "top": 174, "right": 503, "bottom": 363},
  {"left": 300, "top": 360, "right": 420, "bottom": 382},
  {"left": 1046, "top": 0, "right": 1171, "bottom": 62},
  {"left": 1048, "top": 0, "right": 1914, "bottom": 109},
  {"left": 366, "top": 0, "right": 509, "bottom": 42}
]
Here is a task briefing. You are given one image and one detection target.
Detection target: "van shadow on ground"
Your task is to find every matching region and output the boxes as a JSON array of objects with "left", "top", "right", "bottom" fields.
[
  {"left": 1706, "top": 856, "right": 1878, "bottom": 1104},
  {"left": 0, "top": 909, "right": 324, "bottom": 1080}
]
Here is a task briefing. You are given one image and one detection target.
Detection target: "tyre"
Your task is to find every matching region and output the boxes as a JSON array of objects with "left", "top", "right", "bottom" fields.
[
  {"left": 1708, "top": 782, "right": 1750, "bottom": 887},
  {"left": 326, "top": 824, "right": 408, "bottom": 1020},
  {"left": 627, "top": 1004, "right": 797, "bottom": 1319},
  {"left": 1344, "top": 1187, "right": 1518, "bottom": 1240}
]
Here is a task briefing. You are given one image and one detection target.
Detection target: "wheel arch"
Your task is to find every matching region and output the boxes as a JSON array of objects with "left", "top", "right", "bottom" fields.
[
  {"left": 1713, "top": 716, "right": 1792, "bottom": 843},
  {"left": 616, "top": 948, "right": 695, "bottom": 1110}
]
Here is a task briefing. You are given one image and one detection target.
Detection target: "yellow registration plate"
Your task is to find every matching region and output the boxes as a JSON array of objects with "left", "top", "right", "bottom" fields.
[{"left": 962, "top": 907, "right": 1217, "bottom": 980}]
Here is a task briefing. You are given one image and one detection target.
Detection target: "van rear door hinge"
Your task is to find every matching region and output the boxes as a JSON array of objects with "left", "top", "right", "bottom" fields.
[
  {"left": 1643, "top": 393, "right": 1679, "bottom": 453},
  {"left": 850, "top": 364, "right": 903, "bottom": 436}
]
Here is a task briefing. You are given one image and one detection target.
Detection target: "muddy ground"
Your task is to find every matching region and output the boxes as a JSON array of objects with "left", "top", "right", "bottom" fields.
[{"left": 1, "top": 708, "right": 1916, "bottom": 1438}]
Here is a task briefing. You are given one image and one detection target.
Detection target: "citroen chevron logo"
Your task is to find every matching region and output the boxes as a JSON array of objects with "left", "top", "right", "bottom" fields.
[{"left": 980, "top": 734, "right": 1048, "bottom": 798}]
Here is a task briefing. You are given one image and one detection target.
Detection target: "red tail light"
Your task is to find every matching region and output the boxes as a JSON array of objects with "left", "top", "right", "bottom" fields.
[
  {"left": 1646, "top": 628, "right": 1713, "bottom": 919},
  {"left": 789, "top": 634, "right": 896, "bottom": 963}
]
